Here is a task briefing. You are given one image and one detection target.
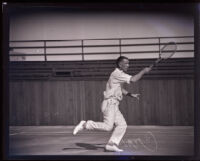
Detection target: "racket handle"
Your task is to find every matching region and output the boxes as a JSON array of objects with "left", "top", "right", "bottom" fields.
[
  {"left": 149, "top": 64, "right": 154, "bottom": 68},
  {"left": 150, "top": 58, "right": 161, "bottom": 68}
]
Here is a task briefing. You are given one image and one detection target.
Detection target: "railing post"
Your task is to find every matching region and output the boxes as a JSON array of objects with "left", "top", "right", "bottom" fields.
[
  {"left": 158, "top": 38, "right": 161, "bottom": 58},
  {"left": 44, "top": 41, "right": 47, "bottom": 61},
  {"left": 119, "top": 39, "right": 122, "bottom": 56},
  {"left": 81, "top": 40, "right": 84, "bottom": 61}
]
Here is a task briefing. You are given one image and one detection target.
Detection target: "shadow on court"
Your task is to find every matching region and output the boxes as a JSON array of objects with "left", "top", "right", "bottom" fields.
[{"left": 62, "top": 143, "right": 105, "bottom": 151}]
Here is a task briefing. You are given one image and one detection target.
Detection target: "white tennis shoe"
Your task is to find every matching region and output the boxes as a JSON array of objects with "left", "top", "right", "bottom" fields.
[
  {"left": 105, "top": 144, "right": 123, "bottom": 152},
  {"left": 73, "top": 120, "right": 86, "bottom": 135}
]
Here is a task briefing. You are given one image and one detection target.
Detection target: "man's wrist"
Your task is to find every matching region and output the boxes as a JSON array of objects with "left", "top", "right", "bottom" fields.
[{"left": 143, "top": 68, "right": 147, "bottom": 74}]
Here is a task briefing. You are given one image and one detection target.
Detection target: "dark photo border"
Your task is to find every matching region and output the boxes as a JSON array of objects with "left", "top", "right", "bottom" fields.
[{"left": 2, "top": 1, "right": 200, "bottom": 160}]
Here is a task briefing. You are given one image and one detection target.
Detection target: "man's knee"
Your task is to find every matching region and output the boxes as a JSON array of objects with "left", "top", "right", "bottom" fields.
[
  {"left": 118, "top": 122, "right": 127, "bottom": 130},
  {"left": 123, "top": 123, "right": 127, "bottom": 129}
]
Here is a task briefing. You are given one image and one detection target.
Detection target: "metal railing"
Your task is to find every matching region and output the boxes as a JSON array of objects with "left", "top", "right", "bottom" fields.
[{"left": 9, "top": 36, "right": 194, "bottom": 61}]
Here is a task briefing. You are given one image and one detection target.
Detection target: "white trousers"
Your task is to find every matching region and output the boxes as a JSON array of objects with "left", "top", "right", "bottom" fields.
[{"left": 85, "top": 98, "right": 127, "bottom": 146}]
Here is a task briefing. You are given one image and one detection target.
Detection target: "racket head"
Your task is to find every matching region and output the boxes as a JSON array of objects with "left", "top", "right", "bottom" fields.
[{"left": 160, "top": 42, "right": 177, "bottom": 60}]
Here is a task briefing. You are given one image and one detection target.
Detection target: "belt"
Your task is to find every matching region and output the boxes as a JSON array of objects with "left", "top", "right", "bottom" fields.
[{"left": 105, "top": 98, "right": 119, "bottom": 106}]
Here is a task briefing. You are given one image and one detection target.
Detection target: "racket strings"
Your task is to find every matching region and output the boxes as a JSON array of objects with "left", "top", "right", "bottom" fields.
[{"left": 160, "top": 43, "right": 177, "bottom": 59}]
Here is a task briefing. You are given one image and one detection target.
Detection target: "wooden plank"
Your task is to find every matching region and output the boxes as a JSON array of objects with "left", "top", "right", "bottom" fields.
[
  {"left": 80, "top": 81, "right": 86, "bottom": 121},
  {"left": 9, "top": 82, "right": 17, "bottom": 125},
  {"left": 174, "top": 80, "right": 182, "bottom": 125},
  {"left": 186, "top": 79, "right": 194, "bottom": 125},
  {"left": 66, "top": 81, "right": 75, "bottom": 125}
]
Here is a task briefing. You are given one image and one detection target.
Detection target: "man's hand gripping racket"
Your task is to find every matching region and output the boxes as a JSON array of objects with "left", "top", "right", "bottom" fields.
[{"left": 130, "top": 93, "right": 140, "bottom": 100}]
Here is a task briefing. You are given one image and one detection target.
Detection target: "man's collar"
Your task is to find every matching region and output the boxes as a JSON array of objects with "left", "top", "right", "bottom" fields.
[{"left": 116, "top": 68, "right": 123, "bottom": 72}]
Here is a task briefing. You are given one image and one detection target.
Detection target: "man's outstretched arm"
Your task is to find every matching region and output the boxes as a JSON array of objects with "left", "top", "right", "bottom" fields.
[{"left": 130, "top": 67, "right": 152, "bottom": 83}]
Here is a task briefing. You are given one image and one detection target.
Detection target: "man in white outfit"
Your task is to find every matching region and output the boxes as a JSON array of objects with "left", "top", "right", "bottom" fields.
[{"left": 73, "top": 56, "right": 152, "bottom": 152}]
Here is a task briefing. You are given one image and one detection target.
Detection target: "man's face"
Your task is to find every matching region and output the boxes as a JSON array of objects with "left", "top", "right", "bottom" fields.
[{"left": 119, "top": 58, "right": 129, "bottom": 72}]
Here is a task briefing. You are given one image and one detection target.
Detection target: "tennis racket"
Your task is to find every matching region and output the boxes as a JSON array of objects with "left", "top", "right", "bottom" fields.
[{"left": 150, "top": 41, "right": 177, "bottom": 68}]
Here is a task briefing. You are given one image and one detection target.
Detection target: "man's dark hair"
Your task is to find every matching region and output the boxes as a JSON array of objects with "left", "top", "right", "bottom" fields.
[{"left": 116, "top": 56, "right": 129, "bottom": 68}]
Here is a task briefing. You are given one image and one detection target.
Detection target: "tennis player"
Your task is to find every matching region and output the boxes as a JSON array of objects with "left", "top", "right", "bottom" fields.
[{"left": 73, "top": 56, "right": 152, "bottom": 152}]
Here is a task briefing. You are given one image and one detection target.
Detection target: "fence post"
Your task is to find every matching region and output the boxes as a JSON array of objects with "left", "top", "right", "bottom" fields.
[
  {"left": 81, "top": 40, "right": 84, "bottom": 61},
  {"left": 44, "top": 41, "right": 47, "bottom": 61},
  {"left": 119, "top": 39, "right": 122, "bottom": 56},
  {"left": 158, "top": 38, "right": 161, "bottom": 58}
]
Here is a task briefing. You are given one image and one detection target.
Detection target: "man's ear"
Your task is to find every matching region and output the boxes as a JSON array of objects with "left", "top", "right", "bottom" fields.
[{"left": 118, "top": 61, "right": 122, "bottom": 68}]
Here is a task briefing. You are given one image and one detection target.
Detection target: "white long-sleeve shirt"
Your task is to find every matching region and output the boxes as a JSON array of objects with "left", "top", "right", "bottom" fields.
[{"left": 103, "top": 68, "right": 132, "bottom": 101}]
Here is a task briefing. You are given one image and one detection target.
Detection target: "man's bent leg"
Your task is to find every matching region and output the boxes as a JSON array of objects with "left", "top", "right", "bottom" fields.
[
  {"left": 85, "top": 102, "right": 116, "bottom": 131},
  {"left": 107, "top": 107, "right": 127, "bottom": 146}
]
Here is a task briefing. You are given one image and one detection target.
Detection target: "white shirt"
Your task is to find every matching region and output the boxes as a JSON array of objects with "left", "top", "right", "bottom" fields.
[{"left": 103, "top": 68, "right": 132, "bottom": 101}]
